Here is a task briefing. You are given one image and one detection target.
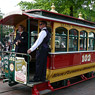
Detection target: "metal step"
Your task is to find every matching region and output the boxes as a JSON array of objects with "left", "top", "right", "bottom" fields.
[
  {"left": 39, "top": 89, "right": 51, "bottom": 95},
  {"left": 27, "top": 80, "right": 49, "bottom": 87}
]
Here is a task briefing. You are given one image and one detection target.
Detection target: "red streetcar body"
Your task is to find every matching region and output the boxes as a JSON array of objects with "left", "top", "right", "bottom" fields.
[{"left": 47, "top": 51, "right": 95, "bottom": 70}]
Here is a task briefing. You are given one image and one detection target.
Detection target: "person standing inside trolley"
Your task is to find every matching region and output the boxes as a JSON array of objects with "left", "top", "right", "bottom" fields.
[
  {"left": 27, "top": 21, "right": 50, "bottom": 82},
  {"left": 13, "top": 25, "right": 28, "bottom": 54}
]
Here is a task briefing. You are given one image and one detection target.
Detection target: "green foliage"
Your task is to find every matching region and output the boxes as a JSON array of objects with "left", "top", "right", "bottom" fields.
[
  {"left": 18, "top": 0, "right": 95, "bottom": 22},
  {"left": 0, "top": 9, "right": 3, "bottom": 20}
]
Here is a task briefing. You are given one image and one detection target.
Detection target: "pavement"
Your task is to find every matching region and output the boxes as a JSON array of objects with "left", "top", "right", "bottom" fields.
[
  {"left": 0, "top": 82, "right": 31, "bottom": 95},
  {"left": 46, "top": 78, "right": 95, "bottom": 95},
  {"left": 0, "top": 78, "right": 95, "bottom": 95}
]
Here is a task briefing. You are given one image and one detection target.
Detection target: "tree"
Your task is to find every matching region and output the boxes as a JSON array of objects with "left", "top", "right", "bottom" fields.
[
  {"left": 17, "top": 0, "right": 95, "bottom": 22},
  {"left": 0, "top": 9, "right": 3, "bottom": 20}
]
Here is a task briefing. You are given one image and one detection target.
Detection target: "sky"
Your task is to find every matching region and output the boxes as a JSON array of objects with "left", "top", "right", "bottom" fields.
[{"left": 0, "top": 0, "right": 34, "bottom": 14}]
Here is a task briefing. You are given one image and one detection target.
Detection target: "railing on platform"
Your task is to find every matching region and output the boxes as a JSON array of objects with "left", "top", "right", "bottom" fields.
[{"left": 0, "top": 51, "right": 31, "bottom": 83}]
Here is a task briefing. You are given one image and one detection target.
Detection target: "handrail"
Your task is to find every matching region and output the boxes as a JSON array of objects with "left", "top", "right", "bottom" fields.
[
  {"left": 0, "top": 51, "right": 31, "bottom": 58},
  {"left": 0, "top": 51, "right": 31, "bottom": 83},
  {"left": 0, "top": 51, "right": 28, "bottom": 56},
  {"left": 0, "top": 51, "right": 32, "bottom": 62}
]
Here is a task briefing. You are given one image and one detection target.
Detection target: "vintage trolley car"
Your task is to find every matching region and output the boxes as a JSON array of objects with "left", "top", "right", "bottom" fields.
[{"left": 0, "top": 8, "right": 95, "bottom": 95}]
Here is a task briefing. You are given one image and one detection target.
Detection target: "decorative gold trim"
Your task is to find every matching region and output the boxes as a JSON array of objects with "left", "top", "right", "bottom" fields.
[
  {"left": 50, "top": 3, "right": 58, "bottom": 13},
  {"left": 78, "top": 12, "right": 84, "bottom": 20},
  {"left": 46, "top": 62, "right": 95, "bottom": 83}
]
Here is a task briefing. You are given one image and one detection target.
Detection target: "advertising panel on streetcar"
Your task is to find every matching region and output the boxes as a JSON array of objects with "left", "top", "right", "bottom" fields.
[{"left": 15, "top": 57, "right": 27, "bottom": 84}]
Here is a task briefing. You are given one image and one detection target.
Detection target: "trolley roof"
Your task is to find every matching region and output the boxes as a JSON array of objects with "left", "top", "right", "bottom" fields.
[{"left": 0, "top": 9, "right": 95, "bottom": 29}]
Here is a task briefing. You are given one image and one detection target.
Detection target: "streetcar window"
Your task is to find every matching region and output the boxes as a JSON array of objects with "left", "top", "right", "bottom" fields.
[
  {"left": 30, "top": 19, "right": 38, "bottom": 46},
  {"left": 69, "top": 29, "right": 78, "bottom": 51},
  {"left": 88, "top": 32, "right": 94, "bottom": 50},
  {"left": 31, "top": 31, "right": 37, "bottom": 46},
  {"left": 55, "top": 27, "right": 67, "bottom": 52},
  {"left": 80, "top": 30, "right": 87, "bottom": 51}
]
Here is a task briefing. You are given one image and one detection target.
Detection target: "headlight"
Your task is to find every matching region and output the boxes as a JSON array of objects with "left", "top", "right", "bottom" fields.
[{"left": 10, "top": 63, "right": 14, "bottom": 72}]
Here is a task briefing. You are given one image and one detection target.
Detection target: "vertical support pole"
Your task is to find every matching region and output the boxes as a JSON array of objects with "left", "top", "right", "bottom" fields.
[
  {"left": 87, "top": 32, "right": 89, "bottom": 51},
  {"left": 78, "top": 30, "right": 80, "bottom": 51},
  {"left": 51, "top": 22, "right": 55, "bottom": 53},
  {"left": 94, "top": 34, "right": 95, "bottom": 50},
  {"left": 67, "top": 29, "right": 69, "bottom": 52},
  {"left": 27, "top": 18, "right": 30, "bottom": 83}
]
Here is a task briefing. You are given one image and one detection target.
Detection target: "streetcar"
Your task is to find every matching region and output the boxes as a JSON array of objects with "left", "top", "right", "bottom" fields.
[{"left": 0, "top": 5, "right": 95, "bottom": 95}]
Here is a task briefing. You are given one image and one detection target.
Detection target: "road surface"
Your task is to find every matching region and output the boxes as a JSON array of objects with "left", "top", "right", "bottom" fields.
[{"left": 0, "top": 78, "right": 95, "bottom": 95}]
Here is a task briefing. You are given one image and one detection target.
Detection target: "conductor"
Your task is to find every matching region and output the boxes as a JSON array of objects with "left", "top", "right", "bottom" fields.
[{"left": 27, "top": 21, "right": 50, "bottom": 82}]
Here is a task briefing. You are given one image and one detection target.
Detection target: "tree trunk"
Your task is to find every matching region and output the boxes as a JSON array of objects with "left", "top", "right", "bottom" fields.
[{"left": 70, "top": 6, "right": 73, "bottom": 16}]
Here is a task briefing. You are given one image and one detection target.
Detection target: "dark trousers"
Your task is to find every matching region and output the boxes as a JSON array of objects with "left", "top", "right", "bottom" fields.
[{"left": 34, "top": 46, "right": 48, "bottom": 81}]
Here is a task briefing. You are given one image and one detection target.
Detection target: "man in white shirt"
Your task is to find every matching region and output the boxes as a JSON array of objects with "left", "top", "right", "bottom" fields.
[{"left": 27, "top": 21, "right": 50, "bottom": 82}]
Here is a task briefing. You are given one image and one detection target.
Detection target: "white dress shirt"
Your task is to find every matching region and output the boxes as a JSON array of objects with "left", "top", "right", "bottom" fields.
[{"left": 30, "top": 27, "right": 47, "bottom": 52}]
